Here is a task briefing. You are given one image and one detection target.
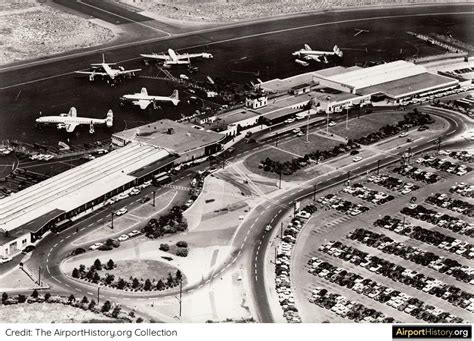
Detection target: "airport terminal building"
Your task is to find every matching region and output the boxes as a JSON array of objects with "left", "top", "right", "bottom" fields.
[{"left": 0, "top": 120, "right": 225, "bottom": 257}]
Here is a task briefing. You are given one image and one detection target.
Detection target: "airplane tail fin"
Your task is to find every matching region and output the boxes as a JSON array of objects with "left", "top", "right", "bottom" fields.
[
  {"left": 170, "top": 90, "right": 179, "bottom": 106},
  {"left": 68, "top": 107, "right": 77, "bottom": 117},
  {"left": 140, "top": 87, "right": 148, "bottom": 96},
  {"left": 105, "top": 109, "right": 113, "bottom": 127},
  {"left": 333, "top": 45, "right": 343, "bottom": 57}
]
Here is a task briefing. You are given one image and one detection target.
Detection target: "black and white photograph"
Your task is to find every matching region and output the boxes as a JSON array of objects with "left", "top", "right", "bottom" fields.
[{"left": 0, "top": 0, "right": 472, "bottom": 340}]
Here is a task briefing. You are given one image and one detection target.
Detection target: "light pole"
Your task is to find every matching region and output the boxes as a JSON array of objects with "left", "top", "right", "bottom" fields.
[
  {"left": 38, "top": 266, "right": 41, "bottom": 286},
  {"left": 175, "top": 280, "right": 183, "bottom": 318},
  {"left": 326, "top": 111, "right": 330, "bottom": 134},
  {"left": 305, "top": 108, "right": 310, "bottom": 143},
  {"left": 152, "top": 190, "right": 156, "bottom": 207},
  {"left": 97, "top": 286, "right": 100, "bottom": 306},
  {"left": 345, "top": 107, "right": 349, "bottom": 130},
  {"left": 313, "top": 184, "right": 317, "bottom": 201}
]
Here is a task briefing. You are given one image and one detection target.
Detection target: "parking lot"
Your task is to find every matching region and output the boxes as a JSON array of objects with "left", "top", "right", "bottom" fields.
[{"left": 288, "top": 149, "right": 473, "bottom": 322}]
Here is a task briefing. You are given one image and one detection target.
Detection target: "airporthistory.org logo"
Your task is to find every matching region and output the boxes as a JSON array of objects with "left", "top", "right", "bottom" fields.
[{"left": 392, "top": 325, "right": 472, "bottom": 339}]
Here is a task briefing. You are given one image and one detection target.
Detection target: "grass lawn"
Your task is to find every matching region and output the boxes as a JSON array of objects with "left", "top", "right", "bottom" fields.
[
  {"left": 0, "top": 303, "right": 116, "bottom": 323},
  {"left": 97, "top": 259, "right": 182, "bottom": 282},
  {"left": 328, "top": 111, "right": 407, "bottom": 141},
  {"left": 279, "top": 134, "right": 341, "bottom": 156}
]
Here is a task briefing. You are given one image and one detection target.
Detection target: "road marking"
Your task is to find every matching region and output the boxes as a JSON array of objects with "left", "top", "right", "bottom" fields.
[
  {"left": 87, "top": 292, "right": 93, "bottom": 295},
  {"left": 53, "top": 243, "right": 58, "bottom": 248},
  {"left": 52, "top": 276, "right": 59, "bottom": 283},
  {"left": 87, "top": 223, "right": 94, "bottom": 227}
]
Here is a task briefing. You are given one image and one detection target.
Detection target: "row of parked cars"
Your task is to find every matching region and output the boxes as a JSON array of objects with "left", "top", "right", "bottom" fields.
[
  {"left": 426, "top": 193, "right": 473, "bottom": 217},
  {"left": 367, "top": 174, "right": 420, "bottom": 194},
  {"left": 393, "top": 165, "right": 441, "bottom": 184},
  {"left": 308, "top": 257, "right": 461, "bottom": 323},
  {"left": 319, "top": 241, "right": 473, "bottom": 313},
  {"left": 401, "top": 204, "right": 473, "bottom": 238},
  {"left": 273, "top": 207, "right": 315, "bottom": 323},
  {"left": 28, "top": 153, "right": 54, "bottom": 161},
  {"left": 439, "top": 150, "right": 473, "bottom": 163},
  {"left": 89, "top": 230, "right": 141, "bottom": 251},
  {"left": 450, "top": 182, "right": 473, "bottom": 199},
  {"left": 309, "top": 287, "right": 396, "bottom": 323},
  {"left": 375, "top": 215, "right": 473, "bottom": 260},
  {"left": 416, "top": 156, "right": 471, "bottom": 177},
  {"left": 104, "top": 182, "right": 151, "bottom": 206},
  {"left": 348, "top": 228, "right": 474, "bottom": 285},
  {"left": 342, "top": 183, "right": 394, "bottom": 205},
  {"left": 317, "top": 193, "right": 369, "bottom": 216}
]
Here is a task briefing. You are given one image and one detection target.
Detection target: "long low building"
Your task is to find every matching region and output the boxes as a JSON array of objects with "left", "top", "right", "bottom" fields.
[
  {"left": 259, "top": 60, "right": 460, "bottom": 106},
  {"left": 0, "top": 142, "right": 178, "bottom": 257}
]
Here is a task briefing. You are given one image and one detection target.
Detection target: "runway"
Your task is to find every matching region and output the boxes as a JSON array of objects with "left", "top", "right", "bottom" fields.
[{"left": 0, "top": 4, "right": 472, "bottom": 147}]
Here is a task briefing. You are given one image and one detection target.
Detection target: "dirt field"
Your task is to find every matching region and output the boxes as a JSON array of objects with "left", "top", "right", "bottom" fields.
[
  {"left": 120, "top": 0, "right": 463, "bottom": 23},
  {"left": 0, "top": 2, "right": 114, "bottom": 65},
  {"left": 0, "top": 303, "right": 115, "bottom": 323}
]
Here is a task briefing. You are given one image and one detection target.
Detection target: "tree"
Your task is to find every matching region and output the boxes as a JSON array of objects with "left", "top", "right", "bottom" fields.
[
  {"left": 18, "top": 294, "right": 26, "bottom": 303},
  {"left": 107, "top": 259, "right": 115, "bottom": 270},
  {"left": 117, "top": 278, "right": 126, "bottom": 290},
  {"left": 31, "top": 289, "right": 39, "bottom": 299},
  {"left": 111, "top": 306, "right": 121, "bottom": 318},
  {"left": 156, "top": 279, "right": 165, "bottom": 291},
  {"left": 136, "top": 317, "right": 144, "bottom": 323},
  {"left": 176, "top": 247, "right": 188, "bottom": 257},
  {"left": 81, "top": 296, "right": 89, "bottom": 304},
  {"left": 159, "top": 243, "right": 170, "bottom": 252},
  {"left": 105, "top": 274, "right": 115, "bottom": 285},
  {"left": 86, "top": 267, "right": 96, "bottom": 280},
  {"left": 68, "top": 294, "right": 75, "bottom": 303},
  {"left": 88, "top": 299, "right": 96, "bottom": 311},
  {"left": 132, "top": 278, "right": 140, "bottom": 289},
  {"left": 144, "top": 279, "right": 152, "bottom": 291},
  {"left": 175, "top": 270, "right": 183, "bottom": 283},
  {"left": 94, "top": 259, "right": 102, "bottom": 271},
  {"left": 79, "top": 264, "right": 86, "bottom": 273},
  {"left": 2, "top": 292, "right": 8, "bottom": 304},
  {"left": 44, "top": 293, "right": 51, "bottom": 301},
  {"left": 72, "top": 268, "right": 80, "bottom": 278},
  {"left": 166, "top": 273, "right": 174, "bottom": 287},
  {"left": 176, "top": 241, "right": 188, "bottom": 248},
  {"left": 93, "top": 272, "right": 101, "bottom": 284},
  {"left": 101, "top": 300, "right": 111, "bottom": 312}
]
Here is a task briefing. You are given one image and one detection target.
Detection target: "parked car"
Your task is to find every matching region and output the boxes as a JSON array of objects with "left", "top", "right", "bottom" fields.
[
  {"left": 22, "top": 245, "right": 35, "bottom": 254},
  {"left": 118, "top": 234, "right": 129, "bottom": 242},
  {"left": 115, "top": 208, "right": 127, "bottom": 216},
  {"left": 89, "top": 242, "right": 103, "bottom": 251},
  {"left": 353, "top": 156, "right": 362, "bottom": 162}
]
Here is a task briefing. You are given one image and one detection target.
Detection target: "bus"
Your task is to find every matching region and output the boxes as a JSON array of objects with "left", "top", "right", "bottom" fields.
[
  {"left": 51, "top": 219, "right": 72, "bottom": 233},
  {"left": 153, "top": 172, "right": 172, "bottom": 186}
]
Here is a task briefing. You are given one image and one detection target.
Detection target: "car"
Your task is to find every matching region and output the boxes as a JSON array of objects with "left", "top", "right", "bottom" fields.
[
  {"left": 296, "top": 211, "right": 311, "bottom": 219},
  {"left": 227, "top": 147, "right": 235, "bottom": 154},
  {"left": 328, "top": 121, "right": 336, "bottom": 127},
  {"left": 265, "top": 224, "right": 272, "bottom": 232},
  {"left": 247, "top": 138, "right": 256, "bottom": 144},
  {"left": 139, "top": 196, "right": 150, "bottom": 204},
  {"left": 128, "top": 230, "right": 141, "bottom": 237},
  {"left": 22, "top": 245, "right": 35, "bottom": 254},
  {"left": 352, "top": 156, "right": 362, "bottom": 162},
  {"left": 245, "top": 131, "right": 253, "bottom": 138},
  {"left": 297, "top": 132, "right": 305, "bottom": 137},
  {"left": 285, "top": 118, "right": 295, "bottom": 124},
  {"left": 185, "top": 199, "right": 194, "bottom": 208},
  {"left": 118, "top": 234, "right": 129, "bottom": 242},
  {"left": 89, "top": 242, "right": 103, "bottom": 250},
  {"left": 292, "top": 128, "right": 301, "bottom": 134},
  {"left": 418, "top": 126, "right": 429, "bottom": 131},
  {"left": 350, "top": 150, "right": 359, "bottom": 155},
  {"left": 0, "top": 256, "right": 13, "bottom": 264},
  {"left": 399, "top": 132, "right": 408, "bottom": 138},
  {"left": 129, "top": 188, "right": 140, "bottom": 195},
  {"left": 115, "top": 208, "right": 127, "bottom": 216}
]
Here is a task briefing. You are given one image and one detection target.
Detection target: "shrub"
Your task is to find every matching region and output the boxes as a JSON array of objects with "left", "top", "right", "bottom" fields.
[
  {"left": 72, "top": 268, "right": 80, "bottom": 278},
  {"left": 176, "top": 247, "right": 188, "bottom": 257},
  {"left": 107, "top": 259, "right": 115, "bottom": 270},
  {"left": 31, "top": 289, "right": 39, "bottom": 299},
  {"left": 44, "top": 293, "right": 51, "bottom": 301},
  {"left": 101, "top": 300, "right": 111, "bottom": 312},
  {"left": 2, "top": 292, "right": 8, "bottom": 304},
  {"left": 176, "top": 241, "right": 188, "bottom": 248},
  {"left": 159, "top": 243, "right": 170, "bottom": 252},
  {"left": 18, "top": 294, "right": 26, "bottom": 303}
]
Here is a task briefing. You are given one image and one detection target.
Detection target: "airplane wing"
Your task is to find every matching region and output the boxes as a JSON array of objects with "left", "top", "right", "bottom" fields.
[
  {"left": 65, "top": 123, "right": 78, "bottom": 133},
  {"left": 136, "top": 100, "right": 151, "bottom": 110},
  {"left": 305, "top": 55, "right": 321, "bottom": 62},
  {"left": 140, "top": 53, "right": 169, "bottom": 61},
  {"left": 119, "top": 68, "right": 142, "bottom": 75},
  {"left": 74, "top": 71, "right": 108, "bottom": 76},
  {"left": 183, "top": 53, "right": 204, "bottom": 59}
]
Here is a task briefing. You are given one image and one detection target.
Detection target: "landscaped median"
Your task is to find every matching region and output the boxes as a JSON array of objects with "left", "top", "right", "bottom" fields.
[{"left": 0, "top": 290, "right": 143, "bottom": 323}]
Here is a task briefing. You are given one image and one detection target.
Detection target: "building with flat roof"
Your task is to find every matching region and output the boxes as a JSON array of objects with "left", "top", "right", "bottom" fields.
[
  {"left": 0, "top": 143, "right": 177, "bottom": 257},
  {"left": 112, "top": 119, "right": 225, "bottom": 164}
]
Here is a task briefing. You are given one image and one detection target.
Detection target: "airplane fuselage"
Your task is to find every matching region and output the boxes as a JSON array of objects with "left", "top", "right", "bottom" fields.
[{"left": 36, "top": 116, "right": 106, "bottom": 125}]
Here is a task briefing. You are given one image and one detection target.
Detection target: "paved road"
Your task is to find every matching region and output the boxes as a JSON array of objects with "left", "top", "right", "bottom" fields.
[{"left": 247, "top": 107, "right": 470, "bottom": 322}]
